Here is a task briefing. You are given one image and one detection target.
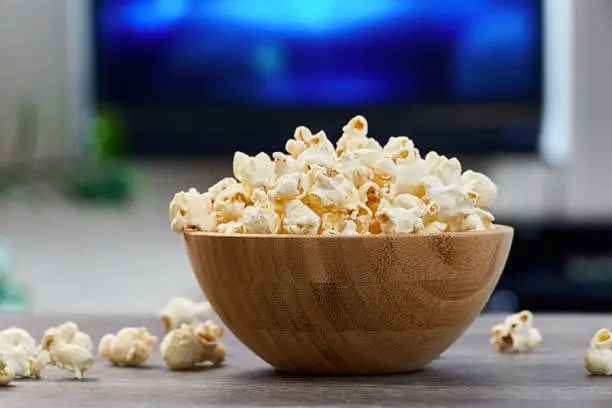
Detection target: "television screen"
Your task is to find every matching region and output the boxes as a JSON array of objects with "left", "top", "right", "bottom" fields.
[{"left": 94, "top": 0, "right": 542, "bottom": 155}]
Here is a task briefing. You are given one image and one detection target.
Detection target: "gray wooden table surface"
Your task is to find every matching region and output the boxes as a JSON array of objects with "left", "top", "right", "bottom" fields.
[{"left": 0, "top": 314, "right": 609, "bottom": 407}]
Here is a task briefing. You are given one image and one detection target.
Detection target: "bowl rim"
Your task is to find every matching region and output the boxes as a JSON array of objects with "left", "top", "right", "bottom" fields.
[{"left": 183, "top": 224, "right": 513, "bottom": 239}]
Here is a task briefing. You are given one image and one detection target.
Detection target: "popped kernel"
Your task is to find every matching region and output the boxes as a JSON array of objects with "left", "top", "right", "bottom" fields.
[
  {"left": 272, "top": 152, "right": 308, "bottom": 179},
  {"left": 376, "top": 200, "right": 425, "bottom": 235},
  {"left": 213, "top": 183, "right": 249, "bottom": 222},
  {"left": 490, "top": 310, "right": 542, "bottom": 353},
  {"left": 421, "top": 221, "right": 448, "bottom": 235},
  {"left": 585, "top": 328, "right": 612, "bottom": 376},
  {"left": 359, "top": 181, "right": 383, "bottom": 213},
  {"left": 160, "top": 321, "right": 226, "bottom": 370},
  {"left": 384, "top": 136, "right": 420, "bottom": 163},
  {"left": 233, "top": 151, "right": 274, "bottom": 193},
  {"left": 305, "top": 167, "right": 358, "bottom": 214},
  {"left": 99, "top": 327, "right": 158, "bottom": 366},
  {"left": 333, "top": 153, "right": 374, "bottom": 188},
  {"left": 158, "top": 297, "right": 213, "bottom": 333},
  {"left": 207, "top": 177, "right": 238, "bottom": 199},
  {"left": 461, "top": 170, "right": 498, "bottom": 208},
  {"left": 337, "top": 115, "right": 369, "bottom": 155},
  {"left": 41, "top": 333, "right": 94, "bottom": 380},
  {"left": 282, "top": 200, "right": 321, "bottom": 235},
  {"left": 169, "top": 188, "right": 216, "bottom": 233}
]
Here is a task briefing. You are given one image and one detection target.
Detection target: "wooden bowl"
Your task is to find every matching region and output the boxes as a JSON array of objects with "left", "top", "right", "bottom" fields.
[{"left": 184, "top": 225, "right": 513, "bottom": 375}]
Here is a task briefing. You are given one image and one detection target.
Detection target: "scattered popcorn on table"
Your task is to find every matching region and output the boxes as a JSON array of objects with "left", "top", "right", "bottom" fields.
[
  {"left": 158, "top": 297, "right": 213, "bottom": 333},
  {"left": 585, "top": 328, "right": 612, "bottom": 376},
  {"left": 160, "top": 321, "right": 226, "bottom": 370},
  {"left": 169, "top": 115, "right": 498, "bottom": 235},
  {"left": 491, "top": 310, "right": 542, "bottom": 353},
  {"left": 0, "top": 333, "right": 31, "bottom": 383},
  {"left": 99, "top": 327, "right": 158, "bottom": 366},
  {"left": 40, "top": 333, "right": 94, "bottom": 380}
]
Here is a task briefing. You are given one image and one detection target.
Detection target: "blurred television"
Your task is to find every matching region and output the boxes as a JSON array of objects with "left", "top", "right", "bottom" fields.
[{"left": 93, "top": 0, "right": 543, "bottom": 156}]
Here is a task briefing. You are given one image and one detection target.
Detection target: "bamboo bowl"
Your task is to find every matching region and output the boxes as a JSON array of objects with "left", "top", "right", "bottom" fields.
[{"left": 184, "top": 225, "right": 513, "bottom": 375}]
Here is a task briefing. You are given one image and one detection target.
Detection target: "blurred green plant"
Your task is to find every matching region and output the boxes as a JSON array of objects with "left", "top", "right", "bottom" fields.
[
  {"left": 0, "top": 100, "right": 139, "bottom": 206},
  {"left": 0, "top": 238, "right": 27, "bottom": 312}
]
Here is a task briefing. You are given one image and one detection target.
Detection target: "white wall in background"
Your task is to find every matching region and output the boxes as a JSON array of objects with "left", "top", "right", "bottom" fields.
[{"left": 0, "top": 0, "right": 89, "bottom": 163}]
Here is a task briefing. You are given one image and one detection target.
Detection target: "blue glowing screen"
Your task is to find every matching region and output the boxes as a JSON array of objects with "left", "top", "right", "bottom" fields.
[{"left": 96, "top": 0, "right": 541, "bottom": 107}]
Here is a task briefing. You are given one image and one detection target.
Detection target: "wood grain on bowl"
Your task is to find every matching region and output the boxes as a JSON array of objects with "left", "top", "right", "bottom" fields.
[{"left": 184, "top": 225, "right": 513, "bottom": 375}]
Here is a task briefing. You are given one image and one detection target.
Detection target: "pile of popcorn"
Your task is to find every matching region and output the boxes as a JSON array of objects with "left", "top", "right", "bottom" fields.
[{"left": 169, "top": 115, "right": 498, "bottom": 235}]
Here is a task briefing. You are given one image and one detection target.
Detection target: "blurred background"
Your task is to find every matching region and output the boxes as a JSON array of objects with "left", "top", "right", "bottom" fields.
[{"left": 0, "top": 0, "right": 608, "bottom": 314}]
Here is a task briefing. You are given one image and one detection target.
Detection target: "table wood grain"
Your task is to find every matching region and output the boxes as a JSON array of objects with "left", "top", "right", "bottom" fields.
[{"left": 0, "top": 314, "right": 609, "bottom": 407}]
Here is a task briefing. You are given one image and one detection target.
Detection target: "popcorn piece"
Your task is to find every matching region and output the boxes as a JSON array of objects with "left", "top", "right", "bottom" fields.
[
  {"left": 461, "top": 170, "right": 498, "bottom": 208},
  {"left": 428, "top": 185, "right": 476, "bottom": 221},
  {"left": 298, "top": 146, "right": 336, "bottom": 169},
  {"left": 291, "top": 127, "right": 336, "bottom": 168},
  {"left": 207, "top": 177, "right": 238, "bottom": 199},
  {"left": 272, "top": 152, "right": 307, "bottom": 179},
  {"left": 233, "top": 152, "right": 274, "bottom": 193},
  {"left": 41, "top": 321, "right": 93, "bottom": 351},
  {"left": 0, "top": 335, "right": 30, "bottom": 381},
  {"left": 585, "top": 328, "right": 612, "bottom": 375},
  {"left": 424, "top": 151, "right": 462, "bottom": 185},
  {"left": 160, "top": 321, "right": 226, "bottom": 370},
  {"left": 384, "top": 136, "right": 420, "bottom": 162},
  {"left": 29, "top": 350, "right": 51, "bottom": 379},
  {"left": 375, "top": 200, "right": 425, "bottom": 235},
  {"left": 41, "top": 333, "right": 94, "bottom": 380},
  {"left": 344, "top": 135, "right": 382, "bottom": 153},
  {"left": 169, "top": 188, "right": 216, "bottom": 233},
  {"left": 351, "top": 148, "right": 385, "bottom": 169},
  {"left": 454, "top": 208, "right": 495, "bottom": 232},
  {"left": 282, "top": 200, "right": 321, "bottom": 235},
  {"left": 490, "top": 310, "right": 542, "bottom": 353},
  {"left": 421, "top": 221, "right": 448, "bottom": 235},
  {"left": 333, "top": 153, "right": 373, "bottom": 188},
  {"left": 240, "top": 199, "right": 280, "bottom": 234},
  {"left": 268, "top": 172, "right": 309, "bottom": 204},
  {"left": 99, "top": 327, "right": 158, "bottom": 366},
  {"left": 0, "top": 327, "right": 36, "bottom": 358},
  {"left": 392, "top": 194, "right": 425, "bottom": 210},
  {"left": 321, "top": 212, "right": 349, "bottom": 235},
  {"left": 373, "top": 158, "right": 397, "bottom": 198},
  {"left": 159, "top": 297, "right": 213, "bottom": 333},
  {"left": 29, "top": 322, "right": 94, "bottom": 378},
  {"left": 336, "top": 115, "right": 369, "bottom": 155},
  {"left": 359, "top": 181, "right": 383, "bottom": 213},
  {"left": 395, "top": 158, "right": 430, "bottom": 196},
  {"left": 215, "top": 221, "right": 245, "bottom": 234},
  {"left": 305, "top": 167, "right": 358, "bottom": 214},
  {"left": 213, "top": 183, "right": 249, "bottom": 222}
]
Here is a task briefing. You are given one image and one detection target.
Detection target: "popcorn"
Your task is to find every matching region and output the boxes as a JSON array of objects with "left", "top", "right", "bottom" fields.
[
  {"left": 384, "top": 136, "right": 420, "bottom": 162},
  {"left": 0, "top": 327, "right": 36, "bottom": 358},
  {"left": 424, "top": 151, "right": 462, "bottom": 186},
  {"left": 490, "top": 310, "right": 542, "bottom": 353},
  {"left": 305, "top": 167, "right": 358, "bottom": 214},
  {"left": 213, "top": 183, "right": 249, "bottom": 222},
  {"left": 241, "top": 199, "right": 280, "bottom": 234},
  {"left": 160, "top": 321, "right": 226, "bottom": 370},
  {"left": 40, "top": 321, "right": 93, "bottom": 351},
  {"left": 99, "top": 327, "right": 158, "bottom": 366},
  {"left": 268, "top": 172, "right": 309, "bottom": 203},
  {"left": 375, "top": 200, "right": 425, "bottom": 235},
  {"left": 272, "top": 152, "right": 307, "bottom": 179},
  {"left": 282, "top": 200, "right": 321, "bottom": 235},
  {"left": 0, "top": 334, "right": 31, "bottom": 381},
  {"left": 207, "top": 177, "right": 238, "bottom": 199},
  {"left": 585, "top": 328, "right": 612, "bottom": 375},
  {"left": 461, "top": 170, "right": 498, "bottom": 208},
  {"left": 421, "top": 221, "right": 448, "bottom": 235},
  {"left": 359, "top": 181, "right": 383, "bottom": 213},
  {"left": 233, "top": 152, "right": 274, "bottom": 193},
  {"left": 169, "top": 188, "right": 217, "bottom": 233},
  {"left": 170, "top": 114, "right": 498, "bottom": 235},
  {"left": 158, "top": 297, "right": 213, "bottom": 333},
  {"left": 41, "top": 333, "right": 94, "bottom": 380},
  {"left": 333, "top": 153, "right": 374, "bottom": 188},
  {"left": 336, "top": 115, "right": 369, "bottom": 155},
  {"left": 29, "top": 322, "right": 94, "bottom": 378}
]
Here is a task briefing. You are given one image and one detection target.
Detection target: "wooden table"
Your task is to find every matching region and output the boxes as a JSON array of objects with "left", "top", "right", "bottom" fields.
[{"left": 0, "top": 314, "right": 608, "bottom": 407}]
